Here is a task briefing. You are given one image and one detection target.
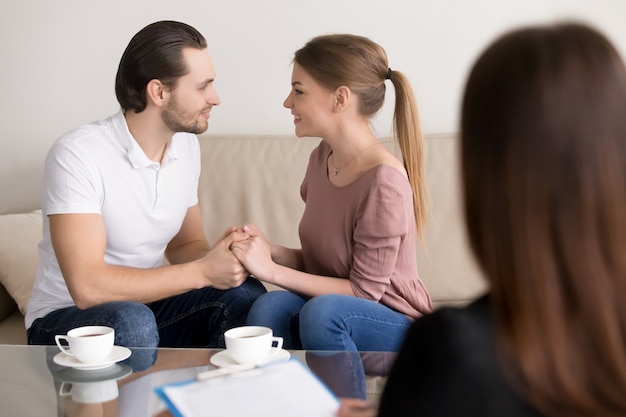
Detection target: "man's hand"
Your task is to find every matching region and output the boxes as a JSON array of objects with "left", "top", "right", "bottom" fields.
[
  {"left": 213, "top": 226, "right": 239, "bottom": 246},
  {"left": 196, "top": 229, "right": 250, "bottom": 289}
]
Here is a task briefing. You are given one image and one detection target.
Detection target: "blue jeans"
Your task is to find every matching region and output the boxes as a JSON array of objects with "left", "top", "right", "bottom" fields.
[
  {"left": 27, "top": 277, "right": 266, "bottom": 350},
  {"left": 246, "top": 291, "right": 413, "bottom": 351}
]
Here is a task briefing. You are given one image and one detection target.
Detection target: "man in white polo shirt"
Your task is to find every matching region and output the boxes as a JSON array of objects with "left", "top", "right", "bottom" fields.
[{"left": 25, "top": 21, "right": 266, "bottom": 352}]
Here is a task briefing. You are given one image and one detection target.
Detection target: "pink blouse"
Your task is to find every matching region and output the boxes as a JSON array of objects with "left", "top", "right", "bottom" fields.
[{"left": 298, "top": 141, "right": 432, "bottom": 319}]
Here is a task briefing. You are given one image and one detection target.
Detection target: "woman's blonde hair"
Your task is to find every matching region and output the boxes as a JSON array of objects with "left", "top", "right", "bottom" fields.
[
  {"left": 294, "top": 34, "right": 428, "bottom": 239},
  {"left": 462, "top": 22, "right": 626, "bottom": 416}
]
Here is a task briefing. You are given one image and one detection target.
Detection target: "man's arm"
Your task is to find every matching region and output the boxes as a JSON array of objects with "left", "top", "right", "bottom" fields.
[
  {"left": 50, "top": 206, "right": 250, "bottom": 309},
  {"left": 165, "top": 204, "right": 210, "bottom": 264}
]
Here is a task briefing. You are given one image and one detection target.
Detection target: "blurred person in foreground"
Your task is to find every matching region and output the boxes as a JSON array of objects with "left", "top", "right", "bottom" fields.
[{"left": 339, "top": 21, "right": 626, "bottom": 417}]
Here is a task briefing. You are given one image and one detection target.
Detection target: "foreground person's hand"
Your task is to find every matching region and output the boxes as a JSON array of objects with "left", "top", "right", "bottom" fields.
[{"left": 337, "top": 398, "right": 378, "bottom": 417}]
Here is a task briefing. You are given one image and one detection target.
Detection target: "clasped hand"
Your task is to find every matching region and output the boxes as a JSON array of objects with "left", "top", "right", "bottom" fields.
[
  {"left": 229, "top": 224, "right": 275, "bottom": 281},
  {"left": 194, "top": 226, "right": 252, "bottom": 289}
]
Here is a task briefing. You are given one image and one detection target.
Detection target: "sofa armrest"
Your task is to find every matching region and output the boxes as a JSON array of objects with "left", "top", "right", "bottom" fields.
[{"left": 0, "top": 209, "right": 42, "bottom": 316}]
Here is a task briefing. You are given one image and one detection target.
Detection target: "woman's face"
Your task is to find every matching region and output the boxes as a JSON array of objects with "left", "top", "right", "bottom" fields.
[{"left": 283, "top": 63, "right": 337, "bottom": 138}]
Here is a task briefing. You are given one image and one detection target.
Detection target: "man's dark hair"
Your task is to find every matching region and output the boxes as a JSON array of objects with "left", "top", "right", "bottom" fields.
[{"left": 115, "top": 20, "right": 207, "bottom": 113}]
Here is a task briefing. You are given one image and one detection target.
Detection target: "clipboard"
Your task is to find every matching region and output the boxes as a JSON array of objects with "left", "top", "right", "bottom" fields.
[{"left": 154, "top": 358, "right": 340, "bottom": 417}]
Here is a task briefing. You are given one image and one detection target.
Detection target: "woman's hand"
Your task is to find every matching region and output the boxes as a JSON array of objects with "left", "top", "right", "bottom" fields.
[
  {"left": 197, "top": 229, "right": 250, "bottom": 289},
  {"left": 231, "top": 224, "right": 276, "bottom": 281},
  {"left": 241, "top": 224, "right": 266, "bottom": 240}
]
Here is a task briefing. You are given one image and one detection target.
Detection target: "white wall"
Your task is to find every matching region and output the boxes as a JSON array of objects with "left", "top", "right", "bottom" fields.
[{"left": 1, "top": 0, "right": 625, "bottom": 214}]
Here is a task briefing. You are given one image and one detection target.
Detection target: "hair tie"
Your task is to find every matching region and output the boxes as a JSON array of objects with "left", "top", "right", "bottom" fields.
[{"left": 385, "top": 68, "right": 392, "bottom": 80}]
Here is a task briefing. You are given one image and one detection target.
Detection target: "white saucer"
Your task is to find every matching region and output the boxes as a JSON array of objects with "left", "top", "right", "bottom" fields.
[
  {"left": 52, "top": 363, "right": 132, "bottom": 383},
  {"left": 53, "top": 346, "right": 132, "bottom": 370},
  {"left": 210, "top": 348, "right": 291, "bottom": 369}
]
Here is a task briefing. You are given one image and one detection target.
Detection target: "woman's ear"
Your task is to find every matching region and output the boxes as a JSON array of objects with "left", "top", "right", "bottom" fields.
[
  {"left": 333, "top": 86, "right": 351, "bottom": 112},
  {"left": 146, "top": 79, "right": 170, "bottom": 107}
]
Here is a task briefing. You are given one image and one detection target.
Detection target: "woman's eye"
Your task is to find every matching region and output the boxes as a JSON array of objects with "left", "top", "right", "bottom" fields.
[{"left": 294, "top": 89, "right": 303, "bottom": 95}]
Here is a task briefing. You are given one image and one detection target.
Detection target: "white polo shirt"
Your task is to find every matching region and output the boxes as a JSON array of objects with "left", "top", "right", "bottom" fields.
[{"left": 25, "top": 110, "right": 201, "bottom": 328}]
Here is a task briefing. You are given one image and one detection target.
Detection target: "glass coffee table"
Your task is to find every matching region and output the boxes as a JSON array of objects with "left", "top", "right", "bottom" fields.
[{"left": 0, "top": 344, "right": 396, "bottom": 416}]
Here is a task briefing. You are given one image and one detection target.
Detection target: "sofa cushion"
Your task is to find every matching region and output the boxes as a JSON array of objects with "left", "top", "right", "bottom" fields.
[
  {"left": 414, "top": 134, "right": 487, "bottom": 306},
  {"left": 198, "top": 135, "right": 320, "bottom": 248},
  {"left": 0, "top": 210, "right": 42, "bottom": 314},
  {"left": 197, "top": 134, "right": 487, "bottom": 308},
  {"left": 0, "top": 311, "right": 28, "bottom": 344}
]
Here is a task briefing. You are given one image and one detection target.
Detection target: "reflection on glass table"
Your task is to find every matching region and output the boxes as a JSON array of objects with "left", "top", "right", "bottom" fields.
[{"left": 0, "top": 344, "right": 396, "bottom": 417}]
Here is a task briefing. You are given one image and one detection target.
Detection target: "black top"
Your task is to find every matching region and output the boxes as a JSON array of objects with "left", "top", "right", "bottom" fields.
[{"left": 377, "top": 296, "right": 543, "bottom": 417}]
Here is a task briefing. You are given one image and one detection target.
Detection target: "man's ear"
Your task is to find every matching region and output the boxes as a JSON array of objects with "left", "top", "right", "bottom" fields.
[
  {"left": 333, "top": 86, "right": 351, "bottom": 112},
  {"left": 146, "top": 79, "right": 170, "bottom": 107}
]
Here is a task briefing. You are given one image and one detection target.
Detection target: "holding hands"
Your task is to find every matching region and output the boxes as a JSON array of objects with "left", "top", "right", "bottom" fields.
[
  {"left": 230, "top": 224, "right": 277, "bottom": 281},
  {"left": 197, "top": 224, "right": 277, "bottom": 289},
  {"left": 195, "top": 227, "right": 252, "bottom": 289}
]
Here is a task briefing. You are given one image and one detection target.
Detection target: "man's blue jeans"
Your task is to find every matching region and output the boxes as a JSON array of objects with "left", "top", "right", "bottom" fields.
[
  {"left": 27, "top": 278, "right": 266, "bottom": 349},
  {"left": 246, "top": 291, "right": 413, "bottom": 351}
]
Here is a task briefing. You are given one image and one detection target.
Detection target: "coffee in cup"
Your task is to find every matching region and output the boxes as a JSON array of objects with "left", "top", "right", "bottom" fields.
[
  {"left": 224, "top": 326, "right": 283, "bottom": 364},
  {"left": 55, "top": 326, "right": 115, "bottom": 364}
]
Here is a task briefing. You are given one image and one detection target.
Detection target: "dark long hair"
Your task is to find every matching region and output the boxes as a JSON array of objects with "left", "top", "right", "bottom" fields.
[
  {"left": 294, "top": 34, "right": 429, "bottom": 239},
  {"left": 461, "top": 22, "right": 626, "bottom": 416},
  {"left": 115, "top": 20, "right": 207, "bottom": 113}
]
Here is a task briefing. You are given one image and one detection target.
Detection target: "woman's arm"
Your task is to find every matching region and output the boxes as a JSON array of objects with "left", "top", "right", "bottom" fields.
[
  {"left": 269, "top": 243, "right": 305, "bottom": 271},
  {"left": 231, "top": 224, "right": 355, "bottom": 297},
  {"left": 240, "top": 224, "right": 305, "bottom": 270}
]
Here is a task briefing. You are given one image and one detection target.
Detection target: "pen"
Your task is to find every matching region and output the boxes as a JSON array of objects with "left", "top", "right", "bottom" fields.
[{"left": 196, "top": 363, "right": 256, "bottom": 381}]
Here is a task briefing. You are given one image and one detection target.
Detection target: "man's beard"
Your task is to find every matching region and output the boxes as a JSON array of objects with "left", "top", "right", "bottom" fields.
[{"left": 161, "top": 94, "right": 208, "bottom": 134}]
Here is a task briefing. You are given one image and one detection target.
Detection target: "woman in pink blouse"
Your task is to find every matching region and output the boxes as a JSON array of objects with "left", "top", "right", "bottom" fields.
[{"left": 231, "top": 34, "right": 431, "bottom": 355}]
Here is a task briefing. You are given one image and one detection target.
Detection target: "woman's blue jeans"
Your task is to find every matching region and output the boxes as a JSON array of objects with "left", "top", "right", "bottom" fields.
[
  {"left": 246, "top": 291, "right": 411, "bottom": 400},
  {"left": 27, "top": 277, "right": 266, "bottom": 350},
  {"left": 246, "top": 291, "right": 413, "bottom": 351}
]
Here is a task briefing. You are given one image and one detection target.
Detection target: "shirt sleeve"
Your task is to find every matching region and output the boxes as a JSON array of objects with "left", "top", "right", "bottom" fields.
[
  {"left": 43, "top": 140, "right": 102, "bottom": 215},
  {"left": 350, "top": 180, "right": 408, "bottom": 301}
]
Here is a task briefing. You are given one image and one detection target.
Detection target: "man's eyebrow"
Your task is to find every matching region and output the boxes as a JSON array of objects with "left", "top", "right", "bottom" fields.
[{"left": 196, "top": 78, "right": 215, "bottom": 87}]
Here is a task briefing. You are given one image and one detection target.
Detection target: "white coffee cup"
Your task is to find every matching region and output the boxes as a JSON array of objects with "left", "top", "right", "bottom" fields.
[
  {"left": 224, "top": 326, "right": 283, "bottom": 365},
  {"left": 59, "top": 380, "right": 119, "bottom": 404},
  {"left": 55, "top": 326, "right": 115, "bottom": 364}
]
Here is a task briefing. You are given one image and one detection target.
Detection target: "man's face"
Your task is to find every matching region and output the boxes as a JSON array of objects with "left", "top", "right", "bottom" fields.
[{"left": 161, "top": 48, "right": 221, "bottom": 134}]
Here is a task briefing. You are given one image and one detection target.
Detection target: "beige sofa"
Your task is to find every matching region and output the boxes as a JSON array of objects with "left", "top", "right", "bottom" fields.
[{"left": 0, "top": 133, "right": 487, "bottom": 345}]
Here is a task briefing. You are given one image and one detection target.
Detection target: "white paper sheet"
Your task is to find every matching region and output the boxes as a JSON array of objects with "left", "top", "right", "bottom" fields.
[{"left": 155, "top": 359, "right": 340, "bottom": 417}]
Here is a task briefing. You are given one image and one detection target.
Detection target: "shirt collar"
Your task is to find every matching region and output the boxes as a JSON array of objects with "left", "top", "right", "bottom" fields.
[{"left": 111, "top": 110, "right": 179, "bottom": 169}]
